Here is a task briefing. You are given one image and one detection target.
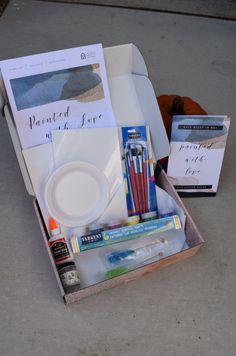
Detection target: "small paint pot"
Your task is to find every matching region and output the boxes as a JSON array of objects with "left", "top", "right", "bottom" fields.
[
  {"left": 57, "top": 261, "right": 80, "bottom": 293},
  {"left": 141, "top": 211, "right": 158, "bottom": 222},
  {"left": 107, "top": 220, "right": 123, "bottom": 230},
  {"left": 125, "top": 215, "right": 140, "bottom": 226}
]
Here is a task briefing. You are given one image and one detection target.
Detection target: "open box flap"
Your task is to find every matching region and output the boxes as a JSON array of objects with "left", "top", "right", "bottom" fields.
[
  {"left": 1, "top": 44, "right": 169, "bottom": 197},
  {"left": 104, "top": 43, "right": 148, "bottom": 77},
  {"left": 132, "top": 74, "right": 170, "bottom": 160},
  {"left": 104, "top": 44, "right": 170, "bottom": 160}
]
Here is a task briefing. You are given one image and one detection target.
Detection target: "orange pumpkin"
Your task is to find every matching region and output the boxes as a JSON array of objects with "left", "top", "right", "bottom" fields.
[{"left": 157, "top": 95, "right": 207, "bottom": 170}]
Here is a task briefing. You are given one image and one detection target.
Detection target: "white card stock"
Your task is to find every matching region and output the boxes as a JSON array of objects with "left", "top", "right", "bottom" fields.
[{"left": 51, "top": 127, "right": 128, "bottom": 227}]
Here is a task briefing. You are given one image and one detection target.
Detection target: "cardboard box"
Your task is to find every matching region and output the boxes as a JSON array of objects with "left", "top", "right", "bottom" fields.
[{"left": 0, "top": 44, "right": 204, "bottom": 303}]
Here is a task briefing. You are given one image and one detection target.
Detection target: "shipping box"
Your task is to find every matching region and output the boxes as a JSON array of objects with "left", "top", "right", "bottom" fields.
[{"left": 0, "top": 44, "right": 204, "bottom": 303}]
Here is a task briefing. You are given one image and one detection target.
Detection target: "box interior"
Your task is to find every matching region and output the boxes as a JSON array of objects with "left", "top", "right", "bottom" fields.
[{"left": 34, "top": 167, "right": 204, "bottom": 302}]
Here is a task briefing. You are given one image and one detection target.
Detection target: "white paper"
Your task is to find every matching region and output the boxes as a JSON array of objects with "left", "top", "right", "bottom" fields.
[
  {"left": 1, "top": 44, "right": 115, "bottom": 149},
  {"left": 167, "top": 115, "right": 230, "bottom": 194},
  {"left": 52, "top": 128, "right": 128, "bottom": 227},
  {"left": 22, "top": 143, "right": 55, "bottom": 225}
]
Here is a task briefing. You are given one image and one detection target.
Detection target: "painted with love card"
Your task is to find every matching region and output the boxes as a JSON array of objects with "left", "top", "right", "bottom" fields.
[
  {"left": 167, "top": 115, "right": 230, "bottom": 196},
  {"left": 0, "top": 44, "right": 115, "bottom": 149}
]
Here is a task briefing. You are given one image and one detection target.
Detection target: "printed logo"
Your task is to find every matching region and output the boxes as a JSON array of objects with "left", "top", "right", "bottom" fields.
[
  {"left": 128, "top": 132, "right": 141, "bottom": 139},
  {"left": 103, "top": 234, "right": 110, "bottom": 241},
  {"left": 80, "top": 53, "right": 86, "bottom": 60},
  {"left": 81, "top": 232, "right": 103, "bottom": 245}
]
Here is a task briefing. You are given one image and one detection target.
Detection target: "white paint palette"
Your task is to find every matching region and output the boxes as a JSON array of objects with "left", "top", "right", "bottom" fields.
[{"left": 44, "top": 161, "right": 110, "bottom": 227}]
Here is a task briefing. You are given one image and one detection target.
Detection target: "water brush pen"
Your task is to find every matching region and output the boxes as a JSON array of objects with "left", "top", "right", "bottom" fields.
[{"left": 106, "top": 239, "right": 168, "bottom": 268}]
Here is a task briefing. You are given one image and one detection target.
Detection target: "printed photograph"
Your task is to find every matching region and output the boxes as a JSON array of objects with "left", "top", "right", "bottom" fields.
[
  {"left": 10, "top": 63, "right": 105, "bottom": 111},
  {"left": 171, "top": 116, "right": 229, "bottom": 149}
]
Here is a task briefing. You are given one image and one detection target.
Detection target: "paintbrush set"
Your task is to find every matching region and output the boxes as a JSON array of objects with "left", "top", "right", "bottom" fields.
[{"left": 121, "top": 126, "right": 158, "bottom": 217}]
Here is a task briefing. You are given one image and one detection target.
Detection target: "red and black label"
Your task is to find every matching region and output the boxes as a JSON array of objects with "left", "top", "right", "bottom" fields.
[{"left": 49, "top": 238, "right": 70, "bottom": 263}]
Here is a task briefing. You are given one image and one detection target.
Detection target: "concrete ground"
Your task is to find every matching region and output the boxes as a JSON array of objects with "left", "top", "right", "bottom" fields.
[
  {"left": 0, "top": 1, "right": 236, "bottom": 355},
  {"left": 46, "top": 0, "right": 236, "bottom": 20}
]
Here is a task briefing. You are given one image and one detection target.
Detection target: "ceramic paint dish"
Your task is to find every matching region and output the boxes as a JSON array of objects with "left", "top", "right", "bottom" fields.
[{"left": 44, "top": 161, "right": 110, "bottom": 227}]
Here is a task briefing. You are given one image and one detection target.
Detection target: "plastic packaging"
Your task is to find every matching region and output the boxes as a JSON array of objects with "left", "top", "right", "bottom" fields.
[
  {"left": 106, "top": 239, "right": 169, "bottom": 268},
  {"left": 72, "top": 223, "right": 186, "bottom": 287},
  {"left": 120, "top": 126, "right": 158, "bottom": 216},
  {"left": 98, "top": 227, "right": 186, "bottom": 280},
  {"left": 70, "top": 215, "right": 181, "bottom": 253}
]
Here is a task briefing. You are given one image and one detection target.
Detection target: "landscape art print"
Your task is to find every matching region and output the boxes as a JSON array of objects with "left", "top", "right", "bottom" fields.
[{"left": 0, "top": 44, "right": 115, "bottom": 149}]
